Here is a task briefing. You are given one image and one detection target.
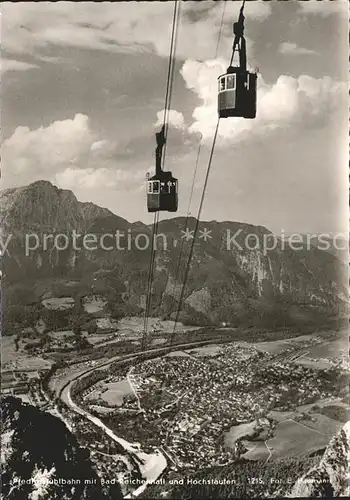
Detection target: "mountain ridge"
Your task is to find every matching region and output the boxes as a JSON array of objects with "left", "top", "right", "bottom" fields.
[{"left": 1, "top": 180, "right": 348, "bottom": 332}]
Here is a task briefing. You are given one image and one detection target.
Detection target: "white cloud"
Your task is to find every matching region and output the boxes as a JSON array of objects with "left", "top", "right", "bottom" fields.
[
  {"left": 279, "top": 42, "right": 316, "bottom": 56},
  {"left": 179, "top": 59, "right": 347, "bottom": 145},
  {"left": 0, "top": 58, "right": 39, "bottom": 73},
  {"left": 55, "top": 167, "right": 116, "bottom": 190},
  {"left": 90, "top": 140, "right": 108, "bottom": 152},
  {"left": 2, "top": 114, "right": 93, "bottom": 178},
  {"left": 155, "top": 109, "right": 186, "bottom": 130},
  {"left": 1, "top": 1, "right": 270, "bottom": 62},
  {"left": 1, "top": 113, "right": 143, "bottom": 193},
  {"left": 299, "top": 0, "right": 348, "bottom": 17},
  {"left": 55, "top": 166, "right": 144, "bottom": 192}
]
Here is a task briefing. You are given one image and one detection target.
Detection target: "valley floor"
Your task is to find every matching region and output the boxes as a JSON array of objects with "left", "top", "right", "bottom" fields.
[{"left": 3, "top": 322, "right": 348, "bottom": 498}]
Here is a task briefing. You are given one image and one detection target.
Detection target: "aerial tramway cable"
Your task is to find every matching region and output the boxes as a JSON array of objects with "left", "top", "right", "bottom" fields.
[
  {"left": 162, "top": 0, "right": 181, "bottom": 169},
  {"left": 142, "top": 211, "right": 158, "bottom": 349},
  {"left": 170, "top": 0, "right": 252, "bottom": 342},
  {"left": 167, "top": 0, "right": 227, "bottom": 322},
  {"left": 167, "top": 0, "right": 227, "bottom": 335},
  {"left": 215, "top": 0, "right": 228, "bottom": 59},
  {"left": 167, "top": 139, "right": 202, "bottom": 320},
  {"left": 142, "top": 0, "right": 181, "bottom": 350},
  {"left": 170, "top": 118, "right": 220, "bottom": 344}
]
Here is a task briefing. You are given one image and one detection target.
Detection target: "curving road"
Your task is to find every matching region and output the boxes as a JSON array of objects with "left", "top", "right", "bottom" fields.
[
  {"left": 58, "top": 338, "right": 233, "bottom": 497},
  {"left": 63, "top": 384, "right": 166, "bottom": 497}
]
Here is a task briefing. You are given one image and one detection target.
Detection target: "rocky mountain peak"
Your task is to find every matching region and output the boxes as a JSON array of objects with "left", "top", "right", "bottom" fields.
[
  {"left": 0, "top": 181, "right": 121, "bottom": 234},
  {"left": 1, "top": 179, "right": 348, "bottom": 329}
]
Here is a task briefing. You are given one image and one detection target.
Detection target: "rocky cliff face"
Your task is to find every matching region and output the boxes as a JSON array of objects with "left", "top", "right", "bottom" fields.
[
  {"left": 0, "top": 181, "right": 123, "bottom": 233},
  {"left": 1, "top": 181, "right": 347, "bottom": 330},
  {"left": 1, "top": 396, "right": 120, "bottom": 500},
  {"left": 286, "top": 421, "right": 350, "bottom": 497}
]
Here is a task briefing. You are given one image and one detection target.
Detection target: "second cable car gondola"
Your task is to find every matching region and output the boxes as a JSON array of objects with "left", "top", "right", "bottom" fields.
[
  {"left": 147, "top": 125, "right": 178, "bottom": 213},
  {"left": 218, "top": 1, "right": 257, "bottom": 119}
]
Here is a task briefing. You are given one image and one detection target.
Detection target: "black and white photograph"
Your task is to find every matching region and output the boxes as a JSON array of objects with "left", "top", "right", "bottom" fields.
[{"left": 1, "top": 1, "right": 349, "bottom": 499}]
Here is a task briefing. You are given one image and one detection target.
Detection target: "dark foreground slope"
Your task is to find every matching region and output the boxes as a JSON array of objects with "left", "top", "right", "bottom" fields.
[{"left": 1, "top": 396, "right": 122, "bottom": 500}]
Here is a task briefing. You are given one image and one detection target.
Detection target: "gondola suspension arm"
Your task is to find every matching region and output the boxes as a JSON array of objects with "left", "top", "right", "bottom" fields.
[
  {"left": 155, "top": 125, "right": 166, "bottom": 176},
  {"left": 229, "top": 0, "right": 247, "bottom": 70}
]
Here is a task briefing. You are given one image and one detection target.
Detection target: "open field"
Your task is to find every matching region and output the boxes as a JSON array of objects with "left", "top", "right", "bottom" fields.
[
  {"left": 225, "top": 421, "right": 257, "bottom": 447},
  {"left": 2, "top": 335, "right": 52, "bottom": 371},
  {"left": 314, "top": 405, "right": 349, "bottom": 423},
  {"left": 297, "top": 397, "right": 349, "bottom": 414},
  {"left": 254, "top": 330, "right": 347, "bottom": 354},
  {"left": 269, "top": 397, "right": 348, "bottom": 425},
  {"left": 99, "top": 379, "right": 133, "bottom": 407},
  {"left": 306, "top": 340, "right": 347, "bottom": 359},
  {"left": 252, "top": 332, "right": 348, "bottom": 372},
  {"left": 266, "top": 419, "right": 334, "bottom": 459},
  {"left": 85, "top": 334, "right": 117, "bottom": 345},
  {"left": 188, "top": 345, "right": 222, "bottom": 357},
  {"left": 96, "top": 317, "right": 118, "bottom": 330},
  {"left": 47, "top": 329, "right": 120, "bottom": 347},
  {"left": 298, "top": 413, "right": 345, "bottom": 435},
  {"left": 117, "top": 317, "right": 201, "bottom": 334},
  {"left": 268, "top": 409, "right": 297, "bottom": 422},
  {"left": 1, "top": 371, "right": 16, "bottom": 383},
  {"left": 41, "top": 297, "right": 75, "bottom": 310},
  {"left": 165, "top": 351, "right": 191, "bottom": 358},
  {"left": 252, "top": 335, "right": 319, "bottom": 354},
  {"left": 293, "top": 338, "right": 349, "bottom": 370},
  {"left": 242, "top": 440, "right": 269, "bottom": 461},
  {"left": 83, "top": 295, "right": 107, "bottom": 314},
  {"left": 295, "top": 358, "right": 334, "bottom": 370},
  {"left": 151, "top": 338, "right": 167, "bottom": 346},
  {"left": 49, "top": 330, "right": 75, "bottom": 340}
]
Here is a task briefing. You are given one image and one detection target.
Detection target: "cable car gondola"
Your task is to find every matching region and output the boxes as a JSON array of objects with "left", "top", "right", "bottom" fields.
[
  {"left": 147, "top": 125, "right": 178, "bottom": 213},
  {"left": 218, "top": 1, "right": 257, "bottom": 119}
]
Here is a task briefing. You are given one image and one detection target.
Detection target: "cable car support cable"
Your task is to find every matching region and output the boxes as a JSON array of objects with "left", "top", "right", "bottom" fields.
[
  {"left": 162, "top": 0, "right": 181, "bottom": 168},
  {"left": 170, "top": 117, "right": 220, "bottom": 344},
  {"left": 167, "top": 0, "right": 226, "bottom": 326},
  {"left": 169, "top": 0, "right": 254, "bottom": 341},
  {"left": 142, "top": 0, "right": 181, "bottom": 350},
  {"left": 167, "top": 138, "right": 202, "bottom": 321},
  {"left": 215, "top": 0, "right": 228, "bottom": 59},
  {"left": 142, "top": 211, "right": 159, "bottom": 349}
]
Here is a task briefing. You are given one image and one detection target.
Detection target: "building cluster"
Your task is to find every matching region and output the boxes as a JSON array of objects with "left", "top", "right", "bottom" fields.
[
  {"left": 2, "top": 369, "right": 50, "bottom": 409},
  {"left": 82, "top": 343, "right": 338, "bottom": 470}
]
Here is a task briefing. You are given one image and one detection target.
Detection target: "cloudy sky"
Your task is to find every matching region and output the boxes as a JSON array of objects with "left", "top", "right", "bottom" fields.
[{"left": 1, "top": 0, "right": 348, "bottom": 235}]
